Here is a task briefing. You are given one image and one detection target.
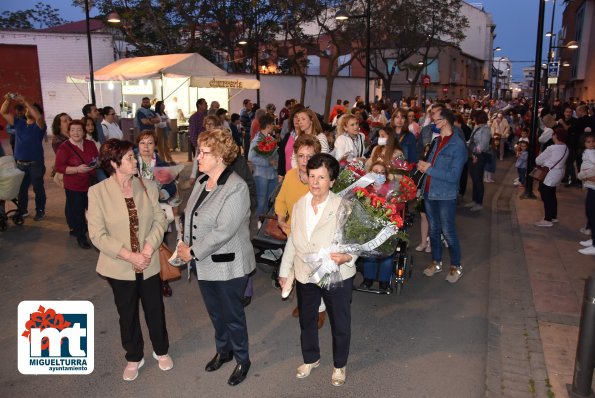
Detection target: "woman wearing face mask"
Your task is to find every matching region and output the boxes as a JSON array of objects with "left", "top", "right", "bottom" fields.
[
  {"left": 359, "top": 161, "right": 394, "bottom": 292},
  {"left": 365, "top": 126, "right": 403, "bottom": 178}
]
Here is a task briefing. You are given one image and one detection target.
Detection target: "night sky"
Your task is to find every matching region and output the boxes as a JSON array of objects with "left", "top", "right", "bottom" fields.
[{"left": 1, "top": 0, "right": 565, "bottom": 82}]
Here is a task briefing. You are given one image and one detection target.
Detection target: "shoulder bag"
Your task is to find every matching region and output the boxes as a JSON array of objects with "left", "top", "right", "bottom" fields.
[
  {"left": 136, "top": 176, "right": 181, "bottom": 281},
  {"left": 529, "top": 147, "right": 567, "bottom": 182}
]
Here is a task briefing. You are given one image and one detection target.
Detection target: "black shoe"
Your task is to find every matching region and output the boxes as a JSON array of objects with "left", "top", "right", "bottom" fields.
[
  {"left": 227, "top": 361, "right": 251, "bottom": 386},
  {"left": 205, "top": 352, "right": 233, "bottom": 372},
  {"left": 360, "top": 279, "right": 373, "bottom": 289},
  {"left": 241, "top": 296, "right": 252, "bottom": 307},
  {"left": 69, "top": 229, "right": 76, "bottom": 236},
  {"left": 33, "top": 210, "right": 45, "bottom": 221},
  {"left": 77, "top": 237, "right": 92, "bottom": 249},
  {"left": 379, "top": 281, "right": 390, "bottom": 292}
]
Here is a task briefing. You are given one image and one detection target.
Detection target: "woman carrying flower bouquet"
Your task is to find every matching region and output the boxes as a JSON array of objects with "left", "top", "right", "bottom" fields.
[
  {"left": 360, "top": 161, "right": 395, "bottom": 292},
  {"left": 249, "top": 114, "right": 278, "bottom": 217},
  {"left": 279, "top": 153, "right": 356, "bottom": 387},
  {"left": 274, "top": 134, "right": 327, "bottom": 328}
]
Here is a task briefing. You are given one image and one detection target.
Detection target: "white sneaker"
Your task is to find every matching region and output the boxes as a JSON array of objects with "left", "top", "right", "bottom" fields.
[
  {"left": 425, "top": 245, "right": 431, "bottom": 253},
  {"left": 470, "top": 204, "right": 483, "bottom": 212},
  {"left": 534, "top": 220, "right": 554, "bottom": 227},
  {"left": 513, "top": 178, "right": 519, "bottom": 184},
  {"left": 513, "top": 181, "right": 522, "bottom": 186},
  {"left": 579, "top": 227, "right": 592, "bottom": 235},
  {"left": 463, "top": 201, "right": 476, "bottom": 208},
  {"left": 578, "top": 246, "right": 595, "bottom": 255},
  {"left": 579, "top": 239, "right": 593, "bottom": 247},
  {"left": 551, "top": 218, "right": 559, "bottom": 223}
]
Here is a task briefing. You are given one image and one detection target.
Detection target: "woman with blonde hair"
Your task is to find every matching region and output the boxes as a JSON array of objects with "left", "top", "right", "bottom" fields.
[
  {"left": 177, "top": 128, "right": 255, "bottom": 386},
  {"left": 334, "top": 114, "right": 366, "bottom": 163},
  {"left": 188, "top": 115, "right": 222, "bottom": 183}
]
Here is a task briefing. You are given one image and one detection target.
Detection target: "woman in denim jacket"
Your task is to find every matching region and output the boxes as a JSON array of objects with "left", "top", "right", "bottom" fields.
[{"left": 417, "top": 108, "right": 468, "bottom": 284}]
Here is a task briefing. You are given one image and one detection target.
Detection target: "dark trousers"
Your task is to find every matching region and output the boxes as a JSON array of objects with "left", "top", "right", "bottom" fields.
[
  {"left": 107, "top": 273, "right": 169, "bottom": 362},
  {"left": 539, "top": 182, "right": 558, "bottom": 221},
  {"left": 64, "top": 189, "right": 88, "bottom": 238},
  {"left": 16, "top": 160, "right": 46, "bottom": 213},
  {"left": 296, "top": 277, "right": 354, "bottom": 368},
  {"left": 517, "top": 167, "right": 527, "bottom": 185},
  {"left": 586, "top": 188, "right": 595, "bottom": 243},
  {"left": 459, "top": 160, "right": 469, "bottom": 196},
  {"left": 564, "top": 149, "right": 578, "bottom": 183},
  {"left": 469, "top": 153, "right": 487, "bottom": 205},
  {"left": 198, "top": 276, "right": 250, "bottom": 364}
]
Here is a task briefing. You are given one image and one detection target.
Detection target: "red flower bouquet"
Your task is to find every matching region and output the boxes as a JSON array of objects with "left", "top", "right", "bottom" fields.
[
  {"left": 254, "top": 135, "right": 277, "bottom": 157},
  {"left": 332, "top": 160, "right": 367, "bottom": 194}
]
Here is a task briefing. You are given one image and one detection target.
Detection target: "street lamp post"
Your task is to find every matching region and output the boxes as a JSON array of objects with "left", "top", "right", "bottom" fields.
[
  {"left": 84, "top": 0, "right": 95, "bottom": 104},
  {"left": 490, "top": 47, "right": 501, "bottom": 98},
  {"left": 522, "top": 0, "right": 546, "bottom": 199},
  {"left": 336, "top": 0, "right": 372, "bottom": 106}
]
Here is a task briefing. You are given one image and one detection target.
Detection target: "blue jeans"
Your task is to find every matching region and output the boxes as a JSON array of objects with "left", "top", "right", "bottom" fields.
[
  {"left": 362, "top": 256, "right": 394, "bottom": 282},
  {"left": 423, "top": 194, "right": 461, "bottom": 266},
  {"left": 254, "top": 175, "right": 277, "bottom": 217},
  {"left": 16, "top": 160, "right": 46, "bottom": 213},
  {"left": 517, "top": 168, "right": 527, "bottom": 185}
]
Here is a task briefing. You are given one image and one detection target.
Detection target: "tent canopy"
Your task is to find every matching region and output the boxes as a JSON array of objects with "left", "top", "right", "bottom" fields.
[{"left": 93, "top": 53, "right": 226, "bottom": 81}]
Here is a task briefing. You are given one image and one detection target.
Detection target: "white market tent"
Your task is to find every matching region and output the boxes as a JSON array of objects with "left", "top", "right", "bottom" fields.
[{"left": 67, "top": 53, "right": 259, "bottom": 114}]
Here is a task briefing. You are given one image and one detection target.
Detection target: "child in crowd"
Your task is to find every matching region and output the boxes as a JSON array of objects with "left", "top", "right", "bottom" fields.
[
  {"left": 514, "top": 141, "right": 529, "bottom": 186},
  {"left": 577, "top": 133, "right": 595, "bottom": 255}
]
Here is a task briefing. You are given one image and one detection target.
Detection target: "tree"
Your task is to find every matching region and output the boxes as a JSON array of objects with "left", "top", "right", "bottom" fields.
[
  {"left": 357, "top": 0, "right": 468, "bottom": 100},
  {"left": 277, "top": 0, "right": 319, "bottom": 104},
  {"left": 312, "top": 0, "right": 365, "bottom": 120},
  {"left": 0, "top": 2, "right": 67, "bottom": 29}
]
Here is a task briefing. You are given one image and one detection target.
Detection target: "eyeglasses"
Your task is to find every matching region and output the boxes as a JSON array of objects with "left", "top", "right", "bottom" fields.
[{"left": 197, "top": 150, "right": 214, "bottom": 157}]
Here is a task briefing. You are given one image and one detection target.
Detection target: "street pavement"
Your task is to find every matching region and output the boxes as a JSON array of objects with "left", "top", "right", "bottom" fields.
[{"left": 0, "top": 141, "right": 593, "bottom": 397}]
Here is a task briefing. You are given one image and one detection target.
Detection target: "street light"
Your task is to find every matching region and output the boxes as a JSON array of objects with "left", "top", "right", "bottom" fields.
[
  {"left": 490, "top": 46, "right": 501, "bottom": 98},
  {"left": 335, "top": 0, "right": 372, "bottom": 106},
  {"left": 238, "top": 38, "right": 261, "bottom": 104},
  {"left": 84, "top": 1, "right": 120, "bottom": 105}
]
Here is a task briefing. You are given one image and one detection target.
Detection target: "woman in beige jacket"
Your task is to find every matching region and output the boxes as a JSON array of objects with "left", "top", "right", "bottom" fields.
[
  {"left": 87, "top": 139, "right": 171, "bottom": 382},
  {"left": 279, "top": 153, "right": 357, "bottom": 387}
]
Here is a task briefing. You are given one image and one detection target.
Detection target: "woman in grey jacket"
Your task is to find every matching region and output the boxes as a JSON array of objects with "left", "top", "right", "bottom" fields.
[
  {"left": 465, "top": 110, "right": 492, "bottom": 212},
  {"left": 177, "top": 129, "right": 256, "bottom": 386}
]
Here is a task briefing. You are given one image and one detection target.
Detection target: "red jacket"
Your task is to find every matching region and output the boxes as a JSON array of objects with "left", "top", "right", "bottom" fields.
[{"left": 54, "top": 139, "right": 99, "bottom": 192}]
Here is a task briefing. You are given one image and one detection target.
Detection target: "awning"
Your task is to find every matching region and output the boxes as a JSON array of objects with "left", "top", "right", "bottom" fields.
[
  {"left": 67, "top": 53, "right": 259, "bottom": 89},
  {"left": 190, "top": 75, "right": 260, "bottom": 89},
  {"left": 93, "top": 53, "right": 226, "bottom": 81}
]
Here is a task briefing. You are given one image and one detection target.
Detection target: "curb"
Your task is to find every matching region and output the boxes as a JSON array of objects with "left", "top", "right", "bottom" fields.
[{"left": 485, "top": 163, "right": 550, "bottom": 397}]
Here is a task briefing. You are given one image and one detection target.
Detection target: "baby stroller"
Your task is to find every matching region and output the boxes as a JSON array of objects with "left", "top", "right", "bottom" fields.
[
  {"left": 0, "top": 156, "right": 25, "bottom": 231},
  {"left": 353, "top": 206, "right": 415, "bottom": 295},
  {"left": 251, "top": 184, "right": 286, "bottom": 288}
]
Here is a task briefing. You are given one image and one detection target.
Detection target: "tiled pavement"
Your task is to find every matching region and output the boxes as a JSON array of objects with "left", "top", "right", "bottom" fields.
[{"left": 488, "top": 161, "right": 595, "bottom": 398}]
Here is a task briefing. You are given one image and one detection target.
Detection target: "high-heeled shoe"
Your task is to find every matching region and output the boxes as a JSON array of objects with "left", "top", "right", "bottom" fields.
[{"left": 415, "top": 244, "right": 428, "bottom": 252}]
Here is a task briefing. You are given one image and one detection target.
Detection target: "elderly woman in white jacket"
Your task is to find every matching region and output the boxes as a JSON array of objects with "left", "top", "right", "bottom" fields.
[
  {"left": 278, "top": 153, "right": 357, "bottom": 387},
  {"left": 534, "top": 128, "right": 569, "bottom": 227}
]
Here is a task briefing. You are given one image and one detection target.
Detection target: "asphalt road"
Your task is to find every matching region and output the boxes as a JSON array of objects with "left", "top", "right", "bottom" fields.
[{"left": 0, "top": 147, "right": 506, "bottom": 398}]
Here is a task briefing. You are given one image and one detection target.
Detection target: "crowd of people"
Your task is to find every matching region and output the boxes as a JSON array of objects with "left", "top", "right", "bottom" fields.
[{"left": 1, "top": 90, "right": 595, "bottom": 387}]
